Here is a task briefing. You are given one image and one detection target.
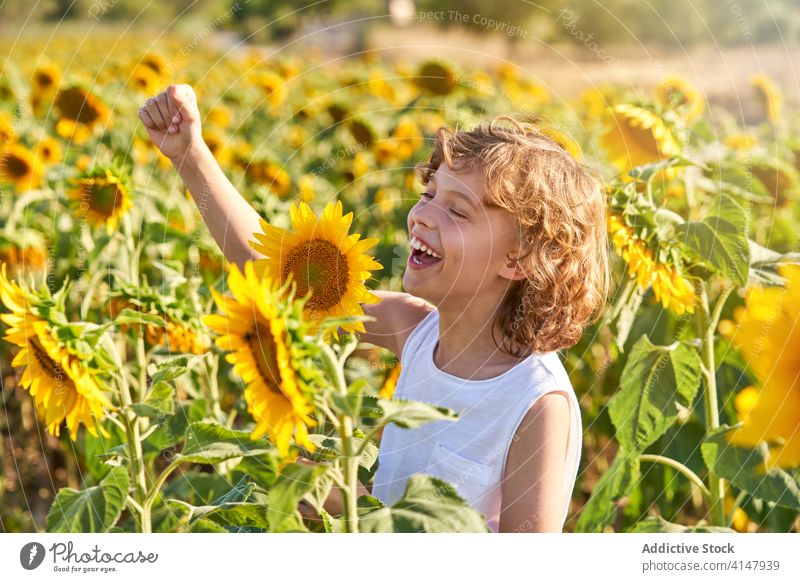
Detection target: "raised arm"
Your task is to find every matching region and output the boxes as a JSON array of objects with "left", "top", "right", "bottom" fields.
[
  {"left": 138, "top": 84, "right": 262, "bottom": 271},
  {"left": 137, "top": 86, "right": 433, "bottom": 353}
]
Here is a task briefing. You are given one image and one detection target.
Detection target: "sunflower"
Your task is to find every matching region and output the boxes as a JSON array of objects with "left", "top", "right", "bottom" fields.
[
  {"left": 750, "top": 73, "right": 782, "bottom": 125},
  {"left": 250, "top": 200, "right": 383, "bottom": 340},
  {"left": 413, "top": 59, "right": 457, "bottom": 95},
  {"left": 246, "top": 159, "right": 291, "bottom": 197},
  {"left": 374, "top": 140, "right": 397, "bottom": 165},
  {"left": 144, "top": 320, "right": 207, "bottom": 355},
  {"left": 129, "top": 64, "right": 161, "bottom": 94},
  {"left": 54, "top": 85, "right": 111, "bottom": 144},
  {"left": 35, "top": 136, "right": 62, "bottom": 165},
  {"left": 68, "top": 166, "right": 132, "bottom": 233},
  {"left": 601, "top": 104, "right": 682, "bottom": 180},
  {"left": 719, "top": 263, "right": 800, "bottom": 469},
  {"left": 655, "top": 75, "right": 704, "bottom": 121},
  {"left": 0, "top": 144, "right": 43, "bottom": 192},
  {"left": 203, "top": 261, "right": 317, "bottom": 458},
  {"left": 0, "top": 231, "right": 48, "bottom": 281},
  {"left": 31, "top": 62, "right": 61, "bottom": 95},
  {"left": 0, "top": 263, "right": 114, "bottom": 440},
  {"left": 607, "top": 211, "right": 696, "bottom": 315},
  {"left": 139, "top": 52, "right": 168, "bottom": 77},
  {"left": 207, "top": 105, "right": 232, "bottom": 129},
  {"left": 107, "top": 289, "right": 208, "bottom": 355},
  {"left": 348, "top": 118, "right": 377, "bottom": 147},
  {"left": 391, "top": 116, "right": 424, "bottom": 161},
  {"left": 251, "top": 71, "right": 286, "bottom": 111}
]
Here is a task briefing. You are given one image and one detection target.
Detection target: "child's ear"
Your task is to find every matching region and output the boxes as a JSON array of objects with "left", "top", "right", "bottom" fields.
[{"left": 498, "top": 256, "right": 527, "bottom": 281}]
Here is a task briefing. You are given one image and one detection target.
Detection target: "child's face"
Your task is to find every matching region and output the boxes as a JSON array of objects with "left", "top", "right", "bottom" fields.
[{"left": 404, "top": 162, "right": 525, "bottom": 305}]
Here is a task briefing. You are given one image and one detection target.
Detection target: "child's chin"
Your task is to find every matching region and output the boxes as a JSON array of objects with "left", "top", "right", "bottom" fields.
[{"left": 402, "top": 270, "right": 430, "bottom": 297}]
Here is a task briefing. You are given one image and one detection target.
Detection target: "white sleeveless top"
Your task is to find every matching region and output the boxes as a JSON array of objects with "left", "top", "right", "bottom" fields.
[{"left": 371, "top": 308, "right": 582, "bottom": 532}]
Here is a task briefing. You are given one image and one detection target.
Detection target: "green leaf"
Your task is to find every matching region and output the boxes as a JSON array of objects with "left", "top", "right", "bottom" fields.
[
  {"left": 575, "top": 452, "right": 641, "bottom": 532},
  {"left": 748, "top": 241, "right": 800, "bottom": 287},
  {"left": 230, "top": 453, "right": 281, "bottom": 490},
  {"left": 168, "top": 476, "right": 269, "bottom": 529},
  {"left": 376, "top": 398, "right": 459, "bottom": 429},
  {"left": 131, "top": 381, "right": 175, "bottom": 418},
  {"left": 615, "top": 286, "right": 645, "bottom": 351},
  {"left": 359, "top": 474, "right": 491, "bottom": 532},
  {"left": 358, "top": 395, "right": 384, "bottom": 418},
  {"left": 701, "top": 425, "right": 800, "bottom": 511},
  {"left": 148, "top": 355, "right": 198, "bottom": 384},
  {"left": 307, "top": 434, "right": 379, "bottom": 470},
  {"left": 115, "top": 308, "right": 168, "bottom": 328},
  {"left": 628, "top": 516, "right": 735, "bottom": 533},
  {"left": 267, "top": 462, "right": 328, "bottom": 532},
  {"left": 627, "top": 156, "right": 700, "bottom": 182},
  {"left": 320, "top": 508, "right": 342, "bottom": 533},
  {"left": 608, "top": 335, "right": 702, "bottom": 454},
  {"left": 46, "top": 467, "right": 129, "bottom": 532},
  {"left": 675, "top": 194, "right": 750, "bottom": 285},
  {"left": 178, "top": 421, "right": 274, "bottom": 464}
]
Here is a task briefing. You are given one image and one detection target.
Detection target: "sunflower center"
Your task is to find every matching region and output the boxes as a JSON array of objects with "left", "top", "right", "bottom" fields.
[
  {"left": 29, "top": 336, "right": 67, "bottom": 382},
  {"left": 5, "top": 154, "right": 31, "bottom": 179},
  {"left": 245, "top": 325, "right": 282, "bottom": 394},
  {"left": 282, "top": 239, "right": 349, "bottom": 311},
  {"left": 56, "top": 87, "right": 102, "bottom": 125},
  {"left": 35, "top": 72, "right": 55, "bottom": 89},
  {"left": 83, "top": 181, "right": 122, "bottom": 215}
]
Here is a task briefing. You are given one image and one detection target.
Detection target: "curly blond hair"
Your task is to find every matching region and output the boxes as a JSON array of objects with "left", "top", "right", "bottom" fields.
[{"left": 414, "top": 114, "right": 610, "bottom": 356}]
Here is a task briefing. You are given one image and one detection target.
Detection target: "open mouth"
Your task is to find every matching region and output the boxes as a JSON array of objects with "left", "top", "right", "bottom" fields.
[
  {"left": 410, "top": 246, "right": 443, "bottom": 266},
  {"left": 408, "top": 235, "right": 443, "bottom": 269}
]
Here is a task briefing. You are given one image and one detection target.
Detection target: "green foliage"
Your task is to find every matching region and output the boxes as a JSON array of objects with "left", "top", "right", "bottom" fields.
[
  {"left": 178, "top": 421, "right": 275, "bottom": 464},
  {"left": 608, "top": 335, "right": 702, "bottom": 454},
  {"left": 676, "top": 194, "right": 750, "bottom": 285},
  {"left": 702, "top": 426, "right": 800, "bottom": 511},
  {"left": 46, "top": 467, "right": 129, "bottom": 533},
  {"left": 359, "top": 474, "right": 491, "bottom": 533},
  {"left": 575, "top": 452, "right": 641, "bottom": 533}
]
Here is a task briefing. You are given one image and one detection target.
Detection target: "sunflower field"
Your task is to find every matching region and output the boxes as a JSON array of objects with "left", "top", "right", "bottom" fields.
[{"left": 1, "top": 29, "right": 799, "bottom": 534}]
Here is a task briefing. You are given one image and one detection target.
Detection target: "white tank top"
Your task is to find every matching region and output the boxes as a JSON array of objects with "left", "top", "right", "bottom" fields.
[{"left": 371, "top": 308, "right": 582, "bottom": 532}]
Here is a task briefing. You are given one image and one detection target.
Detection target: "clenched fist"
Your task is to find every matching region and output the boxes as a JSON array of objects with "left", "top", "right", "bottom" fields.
[{"left": 138, "top": 84, "right": 204, "bottom": 161}]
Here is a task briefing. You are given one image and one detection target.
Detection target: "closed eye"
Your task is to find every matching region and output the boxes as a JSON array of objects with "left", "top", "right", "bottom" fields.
[{"left": 419, "top": 191, "right": 468, "bottom": 219}]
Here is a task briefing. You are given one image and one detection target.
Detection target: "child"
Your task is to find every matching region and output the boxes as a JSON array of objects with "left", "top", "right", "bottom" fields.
[{"left": 139, "top": 84, "right": 610, "bottom": 533}]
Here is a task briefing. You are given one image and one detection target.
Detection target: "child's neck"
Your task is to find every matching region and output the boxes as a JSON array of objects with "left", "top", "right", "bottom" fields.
[{"left": 434, "top": 303, "right": 531, "bottom": 381}]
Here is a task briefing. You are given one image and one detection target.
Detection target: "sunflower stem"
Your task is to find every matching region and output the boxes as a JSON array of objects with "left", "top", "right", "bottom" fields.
[
  {"left": 142, "top": 457, "right": 183, "bottom": 527},
  {"left": 695, "top": 281, "right": 726, "bottom": 527},
  {"left": 205, "top": 353, "right": 223, "bottom": 422},
  {"left": 3, "top": 189, "right": 54, "bottom": 236},
  {"left": 119, "top": 213, "right": 152, "bottom": 531},
  {"left": 338, "top": 414, "right": 360, "bottom": 533},
  {"left": 117, "top": 373, "right": 151, "bottom": 533},
  {"left": 319, "top": 341, "right": 359, "bottom": 533},
  {"left": 639, "top": 454, "right": 711, "bottom": 503}
]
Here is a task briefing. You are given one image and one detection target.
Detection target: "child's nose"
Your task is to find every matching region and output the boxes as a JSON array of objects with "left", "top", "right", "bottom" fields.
[{"left": 409, "top": 201, "right": 438, "bottom": 230}]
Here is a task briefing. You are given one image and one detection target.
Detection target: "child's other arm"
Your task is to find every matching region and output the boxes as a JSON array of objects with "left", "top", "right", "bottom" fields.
[
  {"left": 138, "top": 84, "right": 262, "bottom": 271},
  {"left": 499, "top": 392, "right": 571, "bottom": 533}
]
